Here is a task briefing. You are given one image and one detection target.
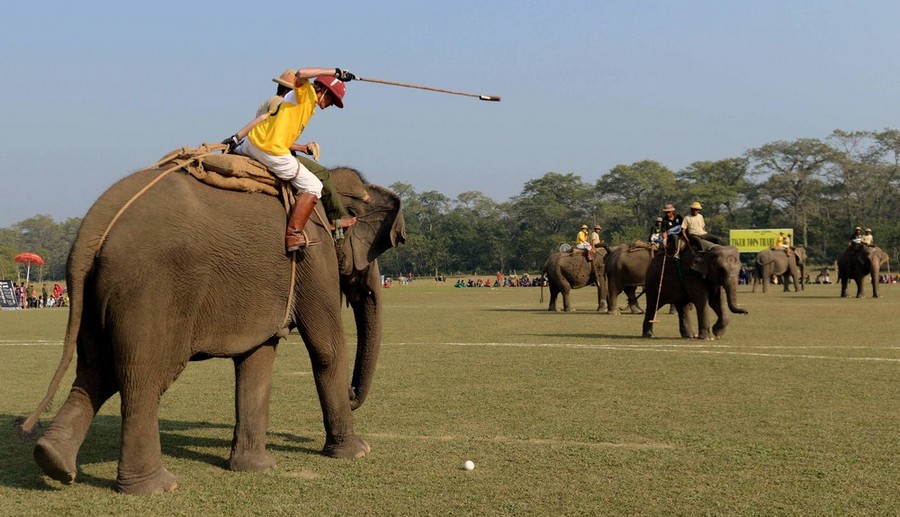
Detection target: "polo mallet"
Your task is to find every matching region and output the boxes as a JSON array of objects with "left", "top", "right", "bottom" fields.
[
  {"left": 356, "top": 76, "right": 501, "bottom": 102},
  {"left": 648, "top": 252, "right": 667, "bottom": 323}
]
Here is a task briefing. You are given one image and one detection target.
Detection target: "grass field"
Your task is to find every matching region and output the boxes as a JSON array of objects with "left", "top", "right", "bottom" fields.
[{"left": 1, "top": 280, "right": 898, "bottom": 516}]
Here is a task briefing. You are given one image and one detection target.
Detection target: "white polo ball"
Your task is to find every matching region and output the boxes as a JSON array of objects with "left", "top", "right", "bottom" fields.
[{"left": 463, "top": 460, "right": 475, "bottom": 471}]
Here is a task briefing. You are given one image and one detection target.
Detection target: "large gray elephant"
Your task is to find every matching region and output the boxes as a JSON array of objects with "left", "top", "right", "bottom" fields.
[
  {"left": 541, "top": 248, "right": 608, "bottom": 312},
  {"left": 642, "top": 242, "right": 748, "bottom": 340},
  {"left": 604, "top": 242, "right": 655, "bottom": 315},
  {"left": 838, "top": 244, "right": 889, "bottom": 298},
  {"left": 17, "top": 161, "right": 405, "bottom": 495},
  {"left": 752, "top": 246, "right": 807, "bottom": 293}
]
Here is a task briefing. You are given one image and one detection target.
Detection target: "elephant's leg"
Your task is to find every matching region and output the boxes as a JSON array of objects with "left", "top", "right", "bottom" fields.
[
  {"left": 595, "top": 282, "right": 607, "bottom": 312},
  {"left": 560, "top": 285, "right": 575, "bottom": 312},
  {"left": 115, "top": 351, "right": 184, "bottom": 495},
  {"left": 856, "top": 277, "right": 865, "bottom": 298},
  {"left": 641, "top": 291, "right": 658, "bottom": 337},
  {"left": 676, "top": 302, "right": 695, "bottom": 338},
  {"left": 35, "top": 379, "right": 117, "bottom": 484},
  {"left": 691, "top": 288, "right": 713, "bottom": 339},
  {"left": 607, "top": 284, "right": 620, "bottom": 315},
  {"left": 35, "top": 325, "right": 117, "bottom": 484},
  {"left": 709, "top": 288, "right": 729, "bottom": 338},
  {"left": 296, "top": 285, "right": 370, "bottom": 460},
  {"left": 228, "top": 341, "right": 278, "bottom": 472},
  {"left": 625, "top": 287, "right": 644, "bottom": 314},
  {"left": 548, "top": 285, "right": 559, "bottom": 311},
  {"left": 840, "top": 273, "right": 849, "bottom": 297}
]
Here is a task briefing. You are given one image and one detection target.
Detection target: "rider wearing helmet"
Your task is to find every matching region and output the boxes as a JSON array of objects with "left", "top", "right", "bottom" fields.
[{"left": 226, "top": 67, "right": 356, "bottom": 251}]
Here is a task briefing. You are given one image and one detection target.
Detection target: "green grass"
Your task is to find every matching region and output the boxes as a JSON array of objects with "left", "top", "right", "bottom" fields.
[{"left": 1, "top": 282, "right": 898, "bottom": 515}]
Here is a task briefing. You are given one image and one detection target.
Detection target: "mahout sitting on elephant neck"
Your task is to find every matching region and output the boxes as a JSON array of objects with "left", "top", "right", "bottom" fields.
[{"left": 642, "top": 243, "right": 748, "bottom": 340}]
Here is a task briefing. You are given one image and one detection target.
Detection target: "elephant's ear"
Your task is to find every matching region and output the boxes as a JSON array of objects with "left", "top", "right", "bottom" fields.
[
  {"left": 348, "top": 184, "right": 406, "bottom": 271},
  {"left": 691, "top": 252, "right": 710, "bottom": 278}
]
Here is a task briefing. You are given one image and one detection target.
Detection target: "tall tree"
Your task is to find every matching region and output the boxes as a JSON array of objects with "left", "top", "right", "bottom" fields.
[
  {"left": 508, "top": 173, "right": 593, "bottom": 269},
  {"left": 677, "top": 158, "right": 750, "bottom": 238},
  {"left": 747, "top": 139, "right": 833, "bottom": 249},
  {"left": 595, "top": 160, "right": 676, "bottom": 243}
]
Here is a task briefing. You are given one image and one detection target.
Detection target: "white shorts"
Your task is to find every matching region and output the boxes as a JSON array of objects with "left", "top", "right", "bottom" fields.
[{"left": 235, "top": 139, "right": 323, "bottom": 197}]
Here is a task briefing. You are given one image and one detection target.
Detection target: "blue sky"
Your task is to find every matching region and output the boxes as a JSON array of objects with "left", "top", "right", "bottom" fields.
[{"left": 1, "top": 1, "right": 898, "bottom": 227}]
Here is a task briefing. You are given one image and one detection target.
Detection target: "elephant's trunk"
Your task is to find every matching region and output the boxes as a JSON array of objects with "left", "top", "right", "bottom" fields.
[
  {"left": 724, "top": 276, "right": 748, "bottom": 314},
  {"left": 343, "top": 262, "right": 383, "bottom": 411}
]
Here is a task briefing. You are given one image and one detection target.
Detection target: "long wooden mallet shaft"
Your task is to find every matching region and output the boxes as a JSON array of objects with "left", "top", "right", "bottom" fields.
[{"left": 356, "top": 76, "right": 501, "bottom": 102}]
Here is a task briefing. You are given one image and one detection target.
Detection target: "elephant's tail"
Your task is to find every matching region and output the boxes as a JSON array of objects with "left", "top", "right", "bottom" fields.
[{"left": 16, "top": 238, "right": 94, "bottom": 439}]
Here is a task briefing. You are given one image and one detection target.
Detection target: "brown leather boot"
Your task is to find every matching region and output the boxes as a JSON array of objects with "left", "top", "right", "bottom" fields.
[{"left": 285, "top": 192, "right": 322, "bottom": 252}]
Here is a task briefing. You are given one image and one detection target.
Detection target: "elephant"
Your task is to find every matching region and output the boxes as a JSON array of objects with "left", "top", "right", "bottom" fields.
[
  {"left": 541, "top": 248, "right": 608, "bottom": 312},
  {"left": 838, "top": 244, "right": 889, "bottom": 298},
  {"left": 642, "top": 242, "right": 748, "bottom": 340},
  {"left": 16, "top": 162, "right": 405, "bottom": 495},
  {"left": 752, "top": 246, "right": 807, "bottom": 293},
  {"left": 604, "top": 242, "right": 655, "bottom": 315}
]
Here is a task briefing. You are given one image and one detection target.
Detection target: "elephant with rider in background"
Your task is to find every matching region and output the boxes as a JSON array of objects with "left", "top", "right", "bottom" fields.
[
  {"left": 17, "top": 159, "right": 405, "bottom": 495},
  {"left": 642, "top": 240, "right": 748, "bottom": 340},
  {"left": 604, "top": 242, "right": 656, "bottom": 315},
  {"left": 541, "top": 248, "right": 608, "bottom": 312},
  {"left": 752, "top": 246, "right": 807, "bottom": 293},
  {"left": 838, "top": 243, "right": 890, "bottom": 298}
]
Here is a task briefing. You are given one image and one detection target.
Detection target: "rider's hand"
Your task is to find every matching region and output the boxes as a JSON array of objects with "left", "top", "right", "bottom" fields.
[
  {"left": 334, "top": 68, "right": 356, "bottom": 82},
  {"left": 221, "top": 134, "right": 239, "bottom": 153}
]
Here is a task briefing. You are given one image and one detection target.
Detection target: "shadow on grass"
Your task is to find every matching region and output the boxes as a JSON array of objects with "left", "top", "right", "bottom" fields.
[{"left": 2, "top": 413, "right": 316, "bottom": 492}]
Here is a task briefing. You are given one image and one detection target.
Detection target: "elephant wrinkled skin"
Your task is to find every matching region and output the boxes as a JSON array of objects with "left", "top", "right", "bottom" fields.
[
  {"left": 541, "top": 249, "right": 608, "bottom": 312},
  {"left": 838, "top": 244, "right": 889, "bottom": 298},
  {"left": 17, "top": 166, "right": 405, "bottom": 494},
  {"left": 642, "top": 243, "right": 748, "bottom": 340},
  {"left": 752, "top": 247, "right": 807, "bottom": 293},
  {"left": 605, "top": 243, "right": 655, "bottom": 314}
]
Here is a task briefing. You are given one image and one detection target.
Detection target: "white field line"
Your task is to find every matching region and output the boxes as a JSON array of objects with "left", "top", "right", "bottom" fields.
[
  {"left": 0, "top": 340, "right": 61, "bottom": 346},
  {"left": 4, "top": 340, "right": 898, "bottom": 362},
  {"left": 366, "top": 432, "right": 675, "bottom": 450},
  {"left": 390, "top": 342, "right": 900, "bottom": 363}
]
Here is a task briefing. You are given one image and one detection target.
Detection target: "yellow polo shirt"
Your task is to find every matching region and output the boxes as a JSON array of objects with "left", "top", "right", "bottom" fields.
[{"left": 248, "top": 81, "right": 317, "bottom": 155}]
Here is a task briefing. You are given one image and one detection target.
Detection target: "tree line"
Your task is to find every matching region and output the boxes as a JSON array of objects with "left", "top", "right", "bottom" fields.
[
  {"left": 379, "top": 129, "right": 900, "bottom": 276},
  {"left": 2, "top": 129, "right": 898, "bottom": 281}
]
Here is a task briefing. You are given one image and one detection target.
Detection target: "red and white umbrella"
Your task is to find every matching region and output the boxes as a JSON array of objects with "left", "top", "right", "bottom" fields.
[{"left": 14, "top": 252, "right": 45, "bottom": 285}]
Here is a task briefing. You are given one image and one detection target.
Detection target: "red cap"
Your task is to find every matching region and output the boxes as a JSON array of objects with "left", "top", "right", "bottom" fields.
[{"left": 314, "top": 75, "right": 346, "bottom": 108}]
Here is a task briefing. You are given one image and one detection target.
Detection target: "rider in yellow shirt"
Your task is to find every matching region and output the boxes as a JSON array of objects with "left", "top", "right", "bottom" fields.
[{"left": 225, "top": 67, "right": 355, "bottom": 252}]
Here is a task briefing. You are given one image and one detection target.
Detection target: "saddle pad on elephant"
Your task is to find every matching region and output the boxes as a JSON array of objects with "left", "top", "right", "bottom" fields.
[{"left": 195, "top": 153, "right": 282, "bottom": 196}]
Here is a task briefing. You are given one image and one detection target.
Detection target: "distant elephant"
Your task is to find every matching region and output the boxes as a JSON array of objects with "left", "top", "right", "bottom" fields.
[
  {"left": 838, "top": 244, "right": 889, "bottom": 298},
  {"left": 17, "top": 162, "right": 405, "bottom": 495},
  {"left": 604, "top": 242, "right": 655, "bottom": 314},
  {"left": 541, "top": 248, "right": 608, "bottom": 312},
  {"left": 642, "top": 242, "right": 748, "bottom": 339},
  {"left": 752, "top": 247, "right": 807, "bottom": 292}
]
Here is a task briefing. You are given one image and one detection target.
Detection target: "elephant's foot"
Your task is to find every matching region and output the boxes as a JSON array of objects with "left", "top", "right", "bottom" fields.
[
  {"left": 117, "top": 466, "right": 178, "bottom": 495},
  {"left": 322, "top": 434, "right": 370, "bottom": 459},
  {"left": 34, "top": 437, "right": 77, "bottom": 484},
  {"left": 228, "top": 449, "right": 276, "bottom": 472},
  {"left": 641, "top": 332, "right": 653, "bottom": 338},
  {"left": 629, "top": 306, "right": 644, "bottom": 315},
  {"left": 563, "top": 308, "right": 576, "bottom": 312}
]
